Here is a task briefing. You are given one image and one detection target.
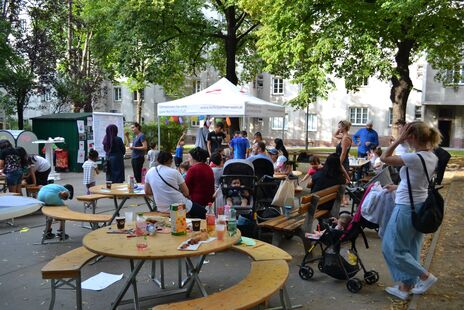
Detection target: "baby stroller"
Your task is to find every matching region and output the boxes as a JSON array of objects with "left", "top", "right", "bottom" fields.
[
  {"left": 298, "top": 212, "right": 379, "bottom": 293},
  {"left": 219, "top": 159, "right": 256, "bottom": 214},
  {"left": 251, "top": 158, "right": 282, "bottom": 221}
]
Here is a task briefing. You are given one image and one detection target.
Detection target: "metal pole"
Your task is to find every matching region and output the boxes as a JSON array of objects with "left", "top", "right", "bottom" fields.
[
  {"left": 305, "top": 105, "right": 309, "bottom": 151},
  {"left": 281, "top": 110, "right": 286, "bottom": 141},
  {"left": 157, "top": 116, "right": 161, "bottom": 150}
]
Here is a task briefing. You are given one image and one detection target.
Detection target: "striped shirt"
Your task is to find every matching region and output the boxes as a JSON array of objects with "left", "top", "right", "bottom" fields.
[{"left": 82, "top": 160, "right": 98, "bottom": 185}]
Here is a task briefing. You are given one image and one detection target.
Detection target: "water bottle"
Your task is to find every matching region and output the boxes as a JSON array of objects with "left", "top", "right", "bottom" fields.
[
  {"left": 135, "top": 212, "right": 146, "bottom": 236},
  {"left": 224, "top": 204, "right": 231, "bottom": 220},
  {"left": 227, "top": 207, "right": 237, "bottom": 236},
  {"left": 206, "top": 203, "right": 216, "bottom": 235}
]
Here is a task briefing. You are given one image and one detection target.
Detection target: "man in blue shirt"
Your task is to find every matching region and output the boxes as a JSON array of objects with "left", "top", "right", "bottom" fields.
[
  {"left": 38, "top": 184, "right": 74, "bottom": 240},
  {"left": 247, "top": 142, "right": 272, "bottom": 163},
  {"left": 229, "top": 131, "right": 250, "bottom": 159},
  {"left": 353, "top": 121, "right": 379, "bottom": 179}
]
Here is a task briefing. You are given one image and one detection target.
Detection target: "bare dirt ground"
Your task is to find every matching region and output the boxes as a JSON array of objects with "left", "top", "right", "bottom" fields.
[{"left": 414, "top": 172, "right": 464, "bottom": 310}]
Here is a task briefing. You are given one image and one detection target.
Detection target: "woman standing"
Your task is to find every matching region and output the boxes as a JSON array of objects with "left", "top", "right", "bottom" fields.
[
  {"left": 103, "top": 124, "right": 126, "bottom": 183},
  {"left": 334, "top": 120, "right": 352, "bottom": 182},
  {"left": 185, "top": 147, "right": 215, "bottom": 207},
  {"left": 380, "top": 121, "right": 440, "bottom": 300},
  {"left": 126, "top": 122, "right": 147, "bottom": 183},
  {"left": 0, "top": 140, "right": 23, "bottom": 193}
]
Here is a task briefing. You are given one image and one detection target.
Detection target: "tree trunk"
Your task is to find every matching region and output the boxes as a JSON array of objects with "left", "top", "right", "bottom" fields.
[
  {"left": 224, "top": 6, "right": 238, "bottom": 86},
  {"left": 17, "top": 97, "right": 24, "bottom": 130},
  {"left": 390, "top": 40, "right": 414, "bottom": 138},
  {"left": 67, "top": 0, "right": 73, "bottom": 63},
  {"left": 136, "top": 90, "right": 142, "bottom": 123}
]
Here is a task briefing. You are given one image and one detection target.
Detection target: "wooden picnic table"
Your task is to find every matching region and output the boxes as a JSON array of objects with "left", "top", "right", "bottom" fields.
[
  {"left": 90, "top": 183, "right": 154, "bottom": 224},
  {"left": 83, "top": 224, "right": 241, "bottom": 309}
]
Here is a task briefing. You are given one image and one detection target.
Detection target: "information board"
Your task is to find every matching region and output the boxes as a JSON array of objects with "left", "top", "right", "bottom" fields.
[{"left": 92, "top": 112, "right": 124, "bottom": 156}]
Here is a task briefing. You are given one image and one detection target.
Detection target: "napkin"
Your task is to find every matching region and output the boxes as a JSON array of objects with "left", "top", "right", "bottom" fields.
[{"left": 177, "top": 237, "right": 216, "bottom": 251}]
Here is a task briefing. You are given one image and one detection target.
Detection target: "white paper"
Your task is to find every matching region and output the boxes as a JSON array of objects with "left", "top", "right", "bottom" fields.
[
  {"left": 77, "top": 149, "right": 85, "bottom": 163},
  {"left": 81, "top": 272, "right": 123, "bottom": 291},
  {"left": 77, "top": 120, "right": 85, "bottom": 134},
  {"left": 79, "top": 141, "right": 85, "bottom": 150},
  {"left": 87, "top": 116, "right": 93, "bottom": 126}
]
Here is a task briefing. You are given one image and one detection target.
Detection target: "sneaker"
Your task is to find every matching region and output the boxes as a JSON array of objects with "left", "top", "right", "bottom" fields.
[
  {"left": 57, "top": 231, "right": 69, "bottom": 240},
  {"left": 411, "top": 274, "right": 437, "bottom": 294},
  {"left": 44, "top": 232, "right": 56, "bottom": 240},
  {"left": 385, "top": 286, "right": 410, "bottom": 300}
]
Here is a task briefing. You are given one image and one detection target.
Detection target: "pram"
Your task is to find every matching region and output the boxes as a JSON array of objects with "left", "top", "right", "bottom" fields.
[
  {"left": 251, "top": 158, "right": 282, "bottom": 221},
  {"left": 219, "top": 159, "right": 256, "bottom": 214},
  {"left": 298, "top": 202, "right": 380, "bottom": 293}
]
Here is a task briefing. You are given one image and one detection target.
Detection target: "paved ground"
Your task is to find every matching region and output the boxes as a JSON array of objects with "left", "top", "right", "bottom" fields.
[{"left": 0, "top": 162, "right": 459, "bottom": 309}]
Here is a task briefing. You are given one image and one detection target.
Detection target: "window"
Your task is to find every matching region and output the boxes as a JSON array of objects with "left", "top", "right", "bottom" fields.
[
  {"left": 388, "top": 108, "right": 393, "bottom": 126},
  {"left": 307, "top": 113, "right": 317, "bottom": 131},
  {"left": 271, "top": 115, "right": 289, "bottom": 130},
  {"left": 349, "top": 107, "right": 368, "bottom": 125},
  {"left": 415, "top": 105, "right": 422, "bottom": 120},
  {"left": 272, "top": 78, "right": 284, "bottom": 95},
  {"left": 193, "top": 80, "right": 201, "bottom": 93},
  {"left": 113, "top": 87, "right": 122, "bottom": 101},
  {"left": 44, "top": 91, "right": 52, "bottom": 102},
  {"left": 446, "top": 65, "right": 464, "bottom": 85},
  {"left": 133, "top": 90, "right": 145, "bottom": 101},
  {"left": 256, "top": 74, "right": 264, "bottom": 89}
]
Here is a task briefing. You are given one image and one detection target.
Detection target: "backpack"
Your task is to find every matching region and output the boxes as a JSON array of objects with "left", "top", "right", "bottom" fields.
[{"left": 405, "top": 153, "right": 444, "bottom": 234}]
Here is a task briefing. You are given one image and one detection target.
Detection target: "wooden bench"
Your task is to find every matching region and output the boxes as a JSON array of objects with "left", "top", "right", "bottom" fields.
[
  {"left": 259, "top": 185, "right": 342, "bottom": 250},
  {"left": 232, "top": 239, "right": 292, "bottom": 262},
  {"left": 153, "top": 260, "right": 290, "bottom": 310},
  {"left": 42, "top": 246, "right": 98, "bottom": 310},
  {"left": 41, "top": 206, "right": 112, "bottom": 244},
  {"left": 76, "top": 194, "right": 111, "bottom": 214}
]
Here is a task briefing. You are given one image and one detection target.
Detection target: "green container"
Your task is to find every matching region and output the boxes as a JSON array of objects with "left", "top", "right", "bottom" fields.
[{"left": 31, "top": 113, "right": 92, "bottom": 172}]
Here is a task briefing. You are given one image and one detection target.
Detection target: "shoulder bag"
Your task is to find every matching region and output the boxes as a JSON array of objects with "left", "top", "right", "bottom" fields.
[
  {"left": 405, "top": 153, "right": 444, "bottom": 234},
  {"left": 155, "top": 166, "right": 181, "bottom": 193}
]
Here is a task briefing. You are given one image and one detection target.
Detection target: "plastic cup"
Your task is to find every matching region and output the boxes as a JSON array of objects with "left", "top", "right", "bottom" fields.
[
  {"left": 216, "top": 224, "right": 225, "bottom": 241},
  {"left": 284, "top": 206, "right": 293, "bottom": 218},
  {"left": 136, "top": 236, "right": 148, "bottom": 250},
  {"left": 192, "top": 219, "right": 201, "bottom": 232},
  {"left": 125, "top": 211, "right": 134, "bottom": 223},
  {"left": 116, "top": 216, "right": 125, "bottom": 229},
  {"left": 106, "top": 181, "right": 112, "bottom": 189}
]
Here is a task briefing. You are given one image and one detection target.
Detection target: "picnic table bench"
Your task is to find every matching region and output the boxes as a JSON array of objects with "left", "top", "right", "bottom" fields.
[
  {"left": 259, "top": 185, "right": 343, "bottom": 250},
  {"left": 42, "top": 246, "right": 98, "bottom": 310}
]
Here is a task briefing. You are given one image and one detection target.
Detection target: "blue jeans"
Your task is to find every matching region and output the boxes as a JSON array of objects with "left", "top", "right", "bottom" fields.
[{"left": 382, "top": 203, "right": 426, "bottom": 286}]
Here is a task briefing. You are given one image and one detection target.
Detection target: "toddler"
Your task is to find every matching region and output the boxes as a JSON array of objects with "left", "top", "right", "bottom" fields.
[
  {"left": 147, "top": 142, "right": 159, "bottom": 168},
  {"left": 331, "top": 214, "right": 353, "bottom": 230},
  {"left": 179, "top": 161, "right": 190, "bottom": 179},
  {"left": 301, "top": 155, "right": 322, "bottom": 183},
  {"left": 82, "top": 149, "right": 99, "bottom": 194},
  {"left": 226, "top": 178, "right": 249, "bottom": 207},
  {"left": 368, "top": 147, "right": 384, "bottom": 173}
]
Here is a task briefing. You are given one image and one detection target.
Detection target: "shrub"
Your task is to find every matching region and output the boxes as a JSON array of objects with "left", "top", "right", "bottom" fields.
[{"left": 125, "top": 120, "right": 185, "bottom": 153}]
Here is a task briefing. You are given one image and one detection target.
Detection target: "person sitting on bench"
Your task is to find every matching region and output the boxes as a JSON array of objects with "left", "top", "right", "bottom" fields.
[{"left": 38, "top": 184, "right": 74, "bottom": 240}]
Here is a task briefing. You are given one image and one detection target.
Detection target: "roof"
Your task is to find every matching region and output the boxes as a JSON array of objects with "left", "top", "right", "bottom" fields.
[{"left": 31, "top": 113, "right": 92, "bottom": 120}]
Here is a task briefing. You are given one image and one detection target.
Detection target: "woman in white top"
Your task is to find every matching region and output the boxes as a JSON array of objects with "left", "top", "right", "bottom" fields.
[
  {"left": 380, "top": 121, "right": 441, "bottom": 300},
  {"left": 144, "top": 151, "right": 207, "bottom": 219},
  {"left": 29, "top": 154, "right": 51, "bottom": 185}
]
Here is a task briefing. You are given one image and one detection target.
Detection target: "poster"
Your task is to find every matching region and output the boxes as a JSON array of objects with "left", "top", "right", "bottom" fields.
[
  {"left": 79, "top": 133, "right": 86, "bottom": 141},
  {"left": 77, "top": 120, "right": 85, "bottom": 133},
  {"left": 87, "top": 116, "right": 93, "bottom": 126},
  {"left": 77, "top": 149, "right": 85, "bottom": 163},
  {"left": 87, "top": 140, "right": 95, "bottom": 151},
  {"left": 79, "top": 141, "right": 85, "bottom": 150}
]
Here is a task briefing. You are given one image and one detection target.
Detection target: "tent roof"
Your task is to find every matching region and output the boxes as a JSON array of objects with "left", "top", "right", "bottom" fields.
[{"left": 157, "top": 78, "right": 285, "bottom": 117}]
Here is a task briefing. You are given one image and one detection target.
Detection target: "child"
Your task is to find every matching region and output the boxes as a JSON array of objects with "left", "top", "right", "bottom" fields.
[
  {"left": 226, "top": 178, "right": 250, "bottom": 207},
  {"left": 147, "top": 142, "right": 159, "bottom": 168},
  {"left": 16, "top": 147, "right": 36, "bottom": 187},
  {"left": 301, "top": 155, "right": 322, "bottom": 183},
  {"left": 210, "top": 152, "right": 224, "bottom": 190},
  {"left": 174, "top": 133, "right": 186, "bottom": 168},
  {"left": 82, "top": 149, "right": 99, "bottom": 195},
  {"left": 179, "top": 161, "right": 190, "bottom": 178},
  {"left": 38, "top": 183, "right": 74, "bottom": 239},
  {"left": 331, "top": 214, "right": 353, "bottom": 230},
  {"left": 372, "top": 147, "right": 384, "bottom": 173}
]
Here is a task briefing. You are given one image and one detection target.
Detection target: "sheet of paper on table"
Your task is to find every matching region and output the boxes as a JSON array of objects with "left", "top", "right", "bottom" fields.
[{"left": 81, "top": 272, "right": 123, "bottom": 291}]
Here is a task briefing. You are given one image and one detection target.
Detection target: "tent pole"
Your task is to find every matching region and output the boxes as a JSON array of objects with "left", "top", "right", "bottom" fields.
[
  {"left": 242, "top": 115, "right": 245, "bottom": 131},
  {"left": 157, "top": 116, "right": 161, "bottom": 150},
  {"left": 305, "top": 105, "right": 309, "bottom": 151}
]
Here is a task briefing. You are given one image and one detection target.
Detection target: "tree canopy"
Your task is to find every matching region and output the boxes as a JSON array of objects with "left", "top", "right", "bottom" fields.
[{"left": 241, "top": 0, "right": 464, "bottom": 125}]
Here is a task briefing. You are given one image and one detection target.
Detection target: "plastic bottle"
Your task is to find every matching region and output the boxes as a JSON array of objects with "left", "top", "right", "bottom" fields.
[
  {"left": 129, "top": 176, "right": 135, "bottom": 193},
  {"left": 224, "top": 204, "right": 231, "bottom": 220},
  {"left": 227, "top": 207, "right": 237, "bottom": 236},
  {"left": 206, "top": 203, "right": 216, "bottom": 234},
  {"left": 135, "top": 212, "right": 146, "bottom": 236}
]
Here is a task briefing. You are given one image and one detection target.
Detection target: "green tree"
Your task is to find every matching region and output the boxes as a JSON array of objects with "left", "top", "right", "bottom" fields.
[{"left": 241, "top": 0, "right": 464, "bottom": 131}]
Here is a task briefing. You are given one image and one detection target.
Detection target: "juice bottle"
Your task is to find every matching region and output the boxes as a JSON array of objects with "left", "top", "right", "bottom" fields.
[
  {"left": 128, "top": 176, "right": 135, "bottom": 193},
  {"left": 170, "top": 203, "right": 187, "bottom": 236},
  {"left": 206, "top": 203, "right": 215, "bottom": 234}
]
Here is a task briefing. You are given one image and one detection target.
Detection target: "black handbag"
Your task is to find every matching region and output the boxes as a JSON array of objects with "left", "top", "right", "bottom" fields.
[{"left": 405, "top": 153, "right": 444, "bottom": 234}]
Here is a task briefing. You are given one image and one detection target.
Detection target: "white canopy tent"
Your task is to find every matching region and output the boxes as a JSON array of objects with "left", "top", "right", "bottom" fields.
[{"left": 156, "top": 78, "right": 286, "bottom": 146}]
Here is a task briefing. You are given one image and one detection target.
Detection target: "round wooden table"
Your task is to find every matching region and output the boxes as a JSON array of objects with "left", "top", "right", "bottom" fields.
[
  {"left": 89, "top": 184, "right": 154, "bottom": 224},
  {"left": 83, "top": 225, "right": 241, "bottom": 309}
]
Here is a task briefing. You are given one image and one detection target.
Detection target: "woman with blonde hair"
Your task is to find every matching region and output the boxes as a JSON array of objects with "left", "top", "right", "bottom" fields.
[
  {"left": 380, "top": 121, "right": 441, "bottom": 300},
  {"left": 334, "top": 120, "right": 352, "bottom": 182}
]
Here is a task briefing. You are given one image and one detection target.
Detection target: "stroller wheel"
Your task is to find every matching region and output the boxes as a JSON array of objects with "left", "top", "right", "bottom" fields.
[
  {"left": 364, "top": 270, "right": 379, "bottom": 284},
  {"left": 346, "top": 278, "right": 363, "bottom": 293},
  {"left": 317, "top": 261, "right": 324, "bottom": 272},
  {"left": 299, "top": 266, "right": 314, "bottom": 280}
]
